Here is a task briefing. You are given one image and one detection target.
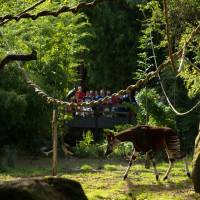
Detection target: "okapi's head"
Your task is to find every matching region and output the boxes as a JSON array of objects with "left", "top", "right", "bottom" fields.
[{"left": 105, "top": 131, "right": 120, "bottom": 157}]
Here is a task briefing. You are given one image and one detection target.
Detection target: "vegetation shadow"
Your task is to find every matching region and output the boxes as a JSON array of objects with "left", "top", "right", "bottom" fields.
[{"left": 125, "top": 177, "right": 194, "bottom": 199}]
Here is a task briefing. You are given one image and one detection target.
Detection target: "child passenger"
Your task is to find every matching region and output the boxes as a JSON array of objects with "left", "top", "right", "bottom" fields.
[{"left": 75, "top": 86, "right": 85, "bottom": 103}]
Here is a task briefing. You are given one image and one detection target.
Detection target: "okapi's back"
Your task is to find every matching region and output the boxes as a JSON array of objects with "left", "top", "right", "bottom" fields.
[
  {"left": 116, "top": 125, "right": 184, "bottom": 158},
  {"left": 137, "top": 125, "right": 185, "bottom": 159},
  {"left": 133, "top": 126, "right": 170, "bottom": 152}
]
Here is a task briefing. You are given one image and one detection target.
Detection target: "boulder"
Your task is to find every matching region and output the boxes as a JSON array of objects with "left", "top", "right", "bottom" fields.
[
  {"left": 0, "top": 177, "right": 88, "bottom": 200},
  {"left": 192, "top": 149, "right": 200, "bottom": 193},
  {"left": 192, "top": 123, "right": 200, "bottom": 193}
]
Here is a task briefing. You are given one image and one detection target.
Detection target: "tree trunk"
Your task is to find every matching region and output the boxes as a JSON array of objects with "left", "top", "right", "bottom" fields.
[{"left": 192, "top": 122, "right": 200, "bottom": 193}]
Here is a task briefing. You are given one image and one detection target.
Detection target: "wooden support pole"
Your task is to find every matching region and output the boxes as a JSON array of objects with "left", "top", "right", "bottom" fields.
[{"left": 52, "top": 109, "right": 58, "bottom": 176}]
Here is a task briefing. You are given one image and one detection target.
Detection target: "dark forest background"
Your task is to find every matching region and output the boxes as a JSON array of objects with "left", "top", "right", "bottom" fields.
[{"left": 0, "top": 0, "right": 199, "bottom": 154}]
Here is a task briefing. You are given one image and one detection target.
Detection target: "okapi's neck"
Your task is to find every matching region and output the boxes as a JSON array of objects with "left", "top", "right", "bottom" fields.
[{"left": 115, "top": 128, "right": 135, "bottom": 142}]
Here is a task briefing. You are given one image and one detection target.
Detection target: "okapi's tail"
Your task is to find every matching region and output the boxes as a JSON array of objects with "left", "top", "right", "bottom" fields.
[{"left": 165, "top": 130, "right": 186, "bottom": 160}]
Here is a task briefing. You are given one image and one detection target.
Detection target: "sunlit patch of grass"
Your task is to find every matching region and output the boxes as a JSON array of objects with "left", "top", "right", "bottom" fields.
[
  {"left": 0, "top": 174, "right": 15, "bottom": 181},
  {"left": 103, "top": 164, "right": 118, "bottom": 171},
  {"left": 81, "top": 164, "right": 93, "bottom": 171}
]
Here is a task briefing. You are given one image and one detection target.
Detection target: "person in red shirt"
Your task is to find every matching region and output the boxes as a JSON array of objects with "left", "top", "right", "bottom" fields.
[{"left": 75, "top": 86, "right": 85, "bottom": 103}]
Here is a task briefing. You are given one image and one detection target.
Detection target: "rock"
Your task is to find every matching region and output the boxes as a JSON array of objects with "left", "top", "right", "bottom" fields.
[
  {"left": 192, "top": 123, "right": 200, "bottom": 193},
  {"left": 192, "top": 146, "right": 200, "bottom": 193},
  {"left": 0, "top": 177, "right": 88, "bottom": 200}
]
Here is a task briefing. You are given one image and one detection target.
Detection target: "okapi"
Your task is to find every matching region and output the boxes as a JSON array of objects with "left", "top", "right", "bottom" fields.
[{"left": 105, "top": 125, "right": 190, "bottom": 180}]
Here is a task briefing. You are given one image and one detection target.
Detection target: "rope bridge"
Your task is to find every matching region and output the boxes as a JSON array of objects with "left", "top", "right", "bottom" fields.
[{"left": 18, "top": 52, "right": 178, "bottom": 109}]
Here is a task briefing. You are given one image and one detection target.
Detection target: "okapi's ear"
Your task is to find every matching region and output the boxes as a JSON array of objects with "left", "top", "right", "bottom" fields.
[{"left": 105, "top": 130, "right": 115, "bottom": 141}]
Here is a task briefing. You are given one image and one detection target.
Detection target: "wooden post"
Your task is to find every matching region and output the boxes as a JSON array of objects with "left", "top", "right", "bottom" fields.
[{"left": 52, "top": 109, "right": 58, "bottom": 176}]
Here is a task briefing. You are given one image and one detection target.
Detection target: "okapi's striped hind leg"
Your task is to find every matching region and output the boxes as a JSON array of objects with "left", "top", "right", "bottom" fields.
[
  {"left": 123, "top": 149, "right": 138, "bottom": 180},
  {"left": 163, "top": 143, "right": 175, "bottom": 180},
  {"left": 163, "top": 158, "right": 174, "bottom": 180},
  {"left": 145, "top": 150, "right": 160, "bottom": 181},
  {"left": 163, "top": 156, "right": 191, "bottom": 180},
  {"left": 184, "top": 156, "right": 191, "bottom": 178},
  {"left": 151, "top": 158, "right": 159, "bottom": 181},
  {"left": 145, "top": 150, "right": 152, "bottom": 169}
]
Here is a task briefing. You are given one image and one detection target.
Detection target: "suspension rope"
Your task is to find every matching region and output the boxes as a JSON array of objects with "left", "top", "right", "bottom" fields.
[
  {"left": 18, "top": 62, "right": 160, "bottom": 109},
  {"left": 177, "top": 43, "right": 186, "bottom": 73},
  {"left": 148, "top": 20, "right": 200, "bottom": 116},
  {"left": 176, "top": 43, "right": 200, "bottom": 74}
]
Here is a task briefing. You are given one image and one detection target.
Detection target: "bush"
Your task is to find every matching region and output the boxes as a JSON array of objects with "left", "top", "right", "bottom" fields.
[
  {"left": 112, "top": 142, "right": 133, "bottom": 158},
  {"left": 73, "top": 130, "right": 104, "bottom": 158}
]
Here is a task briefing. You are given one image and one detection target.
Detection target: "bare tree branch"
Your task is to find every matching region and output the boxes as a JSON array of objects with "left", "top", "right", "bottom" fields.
[
  {"left": 0, "top": 50, "right": 37, "bottom": 70},
  {"left": 18, "top": 0, "right": 47, "bottom": 15},
  {"left": 0, "top": 0, "right": 111, "bottom": 26},
  {"left": 0, "top": 0, "right": 47, "bottom": 26},
  {"left": 176, "top": 21, "right": 200, "bottom": 71},
  {"left": 163, "top": 0, "right": 177, "bottom": 73},
  {"left": 176, "top": 22, "right": 200, "bottom": 56},
  {"left": 185, "top": 21, "right": 200, "bottom": 45},
  {"left": 185, "top": 57, "right": 200, "bottom": 73}
]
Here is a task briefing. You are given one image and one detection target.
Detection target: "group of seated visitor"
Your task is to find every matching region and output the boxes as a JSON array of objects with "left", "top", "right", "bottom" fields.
[{"left": 67, "top": 86, "right": 137, "bottom": 117}]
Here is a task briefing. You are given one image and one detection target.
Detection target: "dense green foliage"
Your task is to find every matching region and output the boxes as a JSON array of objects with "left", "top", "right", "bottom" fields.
[
  {"left": 0, "top": 0, "right": 199, "bottom": 155},
  {"left": 0, "top": 0, "right": 92, "bottom": 152},
  {"left": 0, "top": 65, "right": 51, "bottom": 153},
  {"left": 136, "top": 88, "right": 176, "bottom": 127},
  {"left": 84, "top": 0, "right": 142, "bottom": 90}
]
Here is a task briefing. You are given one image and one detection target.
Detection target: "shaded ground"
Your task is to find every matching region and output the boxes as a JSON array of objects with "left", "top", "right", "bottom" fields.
[{"left": 0, "top": 156, "right": 200, "bottom": 200}]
